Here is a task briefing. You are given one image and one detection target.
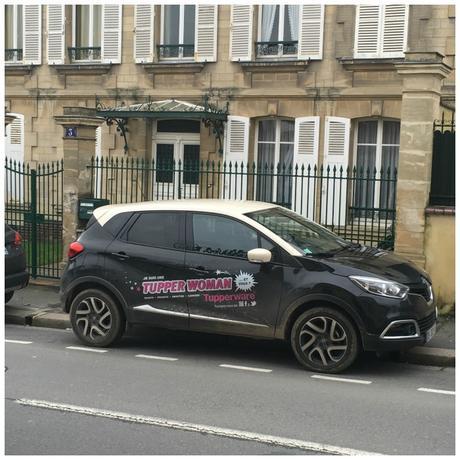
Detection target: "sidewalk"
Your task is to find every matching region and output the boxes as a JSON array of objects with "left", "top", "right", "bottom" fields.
[{"left": 5, "top": 284, "right": 455, "bottom": 367}]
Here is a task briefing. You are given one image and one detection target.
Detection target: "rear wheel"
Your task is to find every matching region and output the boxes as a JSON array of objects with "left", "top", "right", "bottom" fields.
[
  {"left": 290, "top": 307, "right": 359, "bottom": 374},
  {"left": 69, "top": 289, "right": 125, "bottom": 347},
  {"left": 5, "top": 291, "right": 14, "bottom": 304}
]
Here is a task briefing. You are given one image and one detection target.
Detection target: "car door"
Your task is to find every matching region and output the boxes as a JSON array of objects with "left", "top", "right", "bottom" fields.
[
  {"left": 185, "top": 212, "right": 284, "bottom": 338},
  {"left": 105, "top": 211, "right": 188, "bottom": 330}
]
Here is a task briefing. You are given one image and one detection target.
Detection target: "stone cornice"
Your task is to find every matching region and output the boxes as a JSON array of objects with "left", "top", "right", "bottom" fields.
[
  {"left": 141, "top": 62, "right": 205, "bottom": 74},
  {"left": 50, "top": 63, "right": 113, "bottom": 76},
  {"left": 5, "top": 64, "right": 36, "bottom": 76},
  {"left": 54, "top": 114, "right": 105, "bottom": 128},
  {"left": 240, "top": 59, "right": 309, "bottom": 73},
  {"left": 338, "top": 57, "right": 404, "bottom": 72}
]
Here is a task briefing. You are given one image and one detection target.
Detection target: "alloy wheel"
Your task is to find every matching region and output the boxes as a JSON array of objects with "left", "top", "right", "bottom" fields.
[
  {"left": 298, "top": 316, "right": 348, "bottom": 367},
  {"left": 75, "top": 296, "right": 113, "bottom": 341}
]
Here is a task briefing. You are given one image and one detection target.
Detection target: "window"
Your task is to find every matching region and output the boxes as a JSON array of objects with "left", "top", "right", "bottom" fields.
[
  {"left": 5, "top": 5, "right": 23, "bottom": 62},
  {"left": 257, "top": 5, "right": 299, "bottom": 58},
  {"left": 191, "top": 214, "right": 259, "bottom": 259},
  {"left": 160, "top": 5, "right": 196, "bottom": 60},
  {"left": 72, "top": 5, "right": 102, "bottom": 61},
  {"left": 126, "top": 212, "right": 184, "bottom": 250},
  {"left": 354, "top": 5, "right": 408, "bottom": 59},
  {"left": 256, "top": 119, "right": 295, "bottom": 206},
  {"left": 353, "top": 119, "right": 399, "bottom": 218}
]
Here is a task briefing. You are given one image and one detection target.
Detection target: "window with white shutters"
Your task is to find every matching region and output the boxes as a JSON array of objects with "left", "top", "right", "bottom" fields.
[
  {"left": 23, "top": 5, "right": 41, "bottom": 65},
  {"left": 47, "top": 5, "right": 65, "bottom": 64},
  {"left": 354, "top": 4, "right": 408, "bottom": 58},
  {"left": 5, "top": 5, "right": 24, "bottom": 63},
  {"left": 134, "top": 5, "right": 154, "bottom": 63},
  {"left": 72, "top": 5, "right": 102, "bottom": 62},
  {"left": 230, "top": 5, "right": 253, "bottom": 62},
  {"left": 6, "top": 114, "right": 25, "bottom": 162},
  {"left": 160, "top": 5, "right": 196, "bottom": 60}
]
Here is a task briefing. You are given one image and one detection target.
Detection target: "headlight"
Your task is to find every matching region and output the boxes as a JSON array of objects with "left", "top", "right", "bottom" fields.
[{"left": 349, "top": 275, "right": 409, "bottom": 299}]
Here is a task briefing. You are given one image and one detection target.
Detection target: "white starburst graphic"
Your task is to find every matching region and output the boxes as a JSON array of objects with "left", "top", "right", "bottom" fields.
[{"left": 234, "top": 271, "right": 257, "bottom": 292}]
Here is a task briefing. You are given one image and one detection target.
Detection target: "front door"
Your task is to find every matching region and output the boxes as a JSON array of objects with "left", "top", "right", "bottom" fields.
[
  {"left": 105, "top": 211, "right": 188, "bottom": 330},
  {"left": 184, "top": 212, "right": 283, "bottom": 338},
  {"left": 154, "top": 134, "right": 200, "bottom": 200}
]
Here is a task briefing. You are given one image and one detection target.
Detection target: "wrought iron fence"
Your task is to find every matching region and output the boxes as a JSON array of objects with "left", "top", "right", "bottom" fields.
[
  {"left": 88, "top": 157, "right": 397, "bottom": 249},
  {"left": 5, "top": 158, "right": 64, "bottom": 279}
]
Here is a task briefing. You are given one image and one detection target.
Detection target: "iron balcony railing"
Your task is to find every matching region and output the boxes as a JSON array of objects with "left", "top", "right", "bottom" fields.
[
  {"left": 5, "top": 48, "right": 23, "bottom": 62},
  {"left": 157, "top": 44, "right": 195, "bottom": 60},
  {"left": 68, "top": 46, "right": 102, "bottom": 62},
  {"left": 88, "top": 157, "right": 397, "bottom": 250},
  {"left": 256, "top": 41, "right": 298, "bottom": 58}
]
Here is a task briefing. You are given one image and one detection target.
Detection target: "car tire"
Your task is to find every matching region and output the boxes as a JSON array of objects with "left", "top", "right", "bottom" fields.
[
  {"left": 69, "top": 289, "right": 125, "bottom": 347},
  {"left": 5, "top": 291, "right": 14, "bottom": 304},
  {"left": 290, "top": 307, "right": 359, "bottom": 374}
]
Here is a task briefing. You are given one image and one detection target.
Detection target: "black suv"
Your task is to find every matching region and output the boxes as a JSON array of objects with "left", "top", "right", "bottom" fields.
[
  {"left": 5, "top": 224, "right": 29, "bottom": 303},
  {"left": 61, "top": 200, "right": 437, "bottom": 373}
]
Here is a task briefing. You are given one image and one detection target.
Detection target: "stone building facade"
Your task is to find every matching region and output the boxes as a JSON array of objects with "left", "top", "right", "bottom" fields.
[{"left": 4, "top": 4, "right": 456, "bottom": 304}]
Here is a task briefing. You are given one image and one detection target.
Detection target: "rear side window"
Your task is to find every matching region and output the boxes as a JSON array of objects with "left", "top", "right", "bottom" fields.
[
  {"left": 104, "top": 212, "right": 133, "bottom": 236},
  {"left": 126, "top": 212, "right": 183, "bottom": 250}
]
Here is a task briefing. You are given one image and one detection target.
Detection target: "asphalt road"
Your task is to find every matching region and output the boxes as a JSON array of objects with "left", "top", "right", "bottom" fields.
[{"left": 5, "top": 324, "right": 455, "bottom": 455}]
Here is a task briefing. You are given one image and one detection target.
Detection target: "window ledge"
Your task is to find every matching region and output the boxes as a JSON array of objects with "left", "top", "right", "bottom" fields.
[
  {"left": 425, "top": 206, "right": 455, "bottom": 216},
  {"left": 50, "top": 63, "right": 113, "bottom": 76},
  {"left": 240, "top": 59, "right": 309, "bottom": 73},
  {"left": 141, "top": 62, "right": 205, "bottom": 74},
  {"left": 338, "top": 57, "right": 405, "bottom": 71},
  {"left": 5, "top": 64, "right": 36, "bottom": 76}
]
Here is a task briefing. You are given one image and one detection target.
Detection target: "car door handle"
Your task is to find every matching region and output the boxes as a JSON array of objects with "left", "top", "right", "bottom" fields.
[
  {"left": 190, "top": 266, "right": 209, "bottom": 274},
  {"left": 111, "top": 251, "right": 130, "bottom": 260}
]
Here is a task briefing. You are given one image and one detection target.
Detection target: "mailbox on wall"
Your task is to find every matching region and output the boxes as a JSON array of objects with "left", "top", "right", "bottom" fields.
[{"left": 78, "top": 198, "right": 110, "bottom": 221}]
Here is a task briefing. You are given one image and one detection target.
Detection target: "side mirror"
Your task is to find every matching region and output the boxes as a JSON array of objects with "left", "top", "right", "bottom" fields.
[{"left": 247, "top": 248, "right": 272, "bottom": 264}]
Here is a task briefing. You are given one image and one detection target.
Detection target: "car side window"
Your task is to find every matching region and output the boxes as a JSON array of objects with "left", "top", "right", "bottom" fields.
[
  {"left": 191, "top": 214, "right": 259, "bottom": 259},
  {"left": 125, "top": 212, "right": 183, "bottom": 250}
]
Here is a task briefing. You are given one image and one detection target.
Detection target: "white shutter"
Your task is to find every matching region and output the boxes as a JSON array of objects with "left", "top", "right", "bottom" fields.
[
  {"left": 230, "top": 5, "right": 253, "bottom": 62},
  {"left": 321, "top": 117, "right": 350, "bottom": 227},
  {"left": 23, "top": 5, "right": 42, "bottom": 64},
  {"left": 47, "top": 5, "right": 65, "bottom": 64},
  {"left": 354, "top": 5, "right": 380, "bottom": 58},
  {"left": 195, "top": 5, "right": 218, "bottom": 62},
  {"left": 6, "top": 115, "right": 25, "bottom": 201},
  {"left": 102, "top": 5, "right": 122, "bottom": 64},
  {"left": 298, "top": 5, "right": 324, "bottom": 60},
  {"left": 134, "top": 5, "right": 154, "bottom": 63},
  {"left": 223, "top": 116, "right": 250, "bottom": 200},
  {"left": 292, "top": 117, "right": 320, "bottom": 219},
  {"left": 382, "top": 5, "right": 408, "bottom": 58}
]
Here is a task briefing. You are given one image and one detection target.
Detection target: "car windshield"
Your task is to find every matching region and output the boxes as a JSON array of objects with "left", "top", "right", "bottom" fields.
[{"left": 247, "top": 207, "right": 352, "bottom": 256}]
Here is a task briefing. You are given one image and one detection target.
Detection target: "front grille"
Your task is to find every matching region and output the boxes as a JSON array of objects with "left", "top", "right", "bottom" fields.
[
  {"left": 417, "top": 311, "right": 436, "bottom": 334},
  {"left": 408, "top": 283, "right": 432, "bottom": 302}
]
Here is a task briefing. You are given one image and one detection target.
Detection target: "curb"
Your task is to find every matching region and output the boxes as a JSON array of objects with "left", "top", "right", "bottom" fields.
[
  {"left": 402, "top": 346, "right": 455, "bottom": 368},
  {"left": 5, "top": 309, "right": 70, "bottom": 330}
]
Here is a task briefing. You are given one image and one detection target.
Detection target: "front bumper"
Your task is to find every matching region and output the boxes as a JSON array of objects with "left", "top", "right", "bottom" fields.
[
  {"left": 5, "top": 270, "right": 29, "bottom": 293},
  {"left": 362, "top": 307, "right": 437, "bottom": 352}
]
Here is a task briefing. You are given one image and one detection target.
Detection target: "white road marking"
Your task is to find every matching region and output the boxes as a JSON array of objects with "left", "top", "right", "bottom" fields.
[
  {"left": 5, "top": 339, "right": 33, "bottom": 345},
  {"left": 135, "top": 354, "right": 178, "bottom": 362},
  {"left": 66, "top": 346, "right": 108, "bottom": 353},
  {"left": 311, "top": 375, "right": 372, "bottom": 385},
  {"left": 417, "top": 387, "right": 455, "bottom": 396},
  {"left": 219, "top": 364, "right": 272, "bottom": 373},
  {"left": 16, "top": 399, "right": 381, "bottom": 456}
]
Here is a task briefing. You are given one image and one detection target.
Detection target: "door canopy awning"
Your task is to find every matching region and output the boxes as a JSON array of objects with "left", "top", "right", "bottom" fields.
[{"left": 95, "top": 97, "right": 228, "bottom": 153}]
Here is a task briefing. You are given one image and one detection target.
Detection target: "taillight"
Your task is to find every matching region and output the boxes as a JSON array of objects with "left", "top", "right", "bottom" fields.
[
  {"left": 13, "top": 231, "right": 22, "bottom": 247},
  {"left": 68, "top": 241, "right": 84, "bottom": 259}
]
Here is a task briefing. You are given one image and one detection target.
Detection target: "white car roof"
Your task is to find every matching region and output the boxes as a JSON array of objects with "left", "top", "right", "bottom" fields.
[{"left": 93, "top": 199, "right": 279, "bottom": 226}]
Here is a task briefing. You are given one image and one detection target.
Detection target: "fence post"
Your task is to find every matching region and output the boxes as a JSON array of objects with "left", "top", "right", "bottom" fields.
[{"left": 30, "top": 168, "right": 38, "bottom": 278}]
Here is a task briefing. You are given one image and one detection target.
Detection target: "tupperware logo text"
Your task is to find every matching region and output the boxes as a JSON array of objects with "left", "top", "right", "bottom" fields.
[{"left": 142, "top": 277, "right": 233, "bottom": 295}]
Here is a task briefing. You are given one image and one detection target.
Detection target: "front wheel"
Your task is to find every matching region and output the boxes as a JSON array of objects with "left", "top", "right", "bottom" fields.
[
  {"left": 290, "top": 307, "right": 359, "bottom": 374},
  {"left": 69, "top": 289, "right": 125, "bottom": 347}
]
